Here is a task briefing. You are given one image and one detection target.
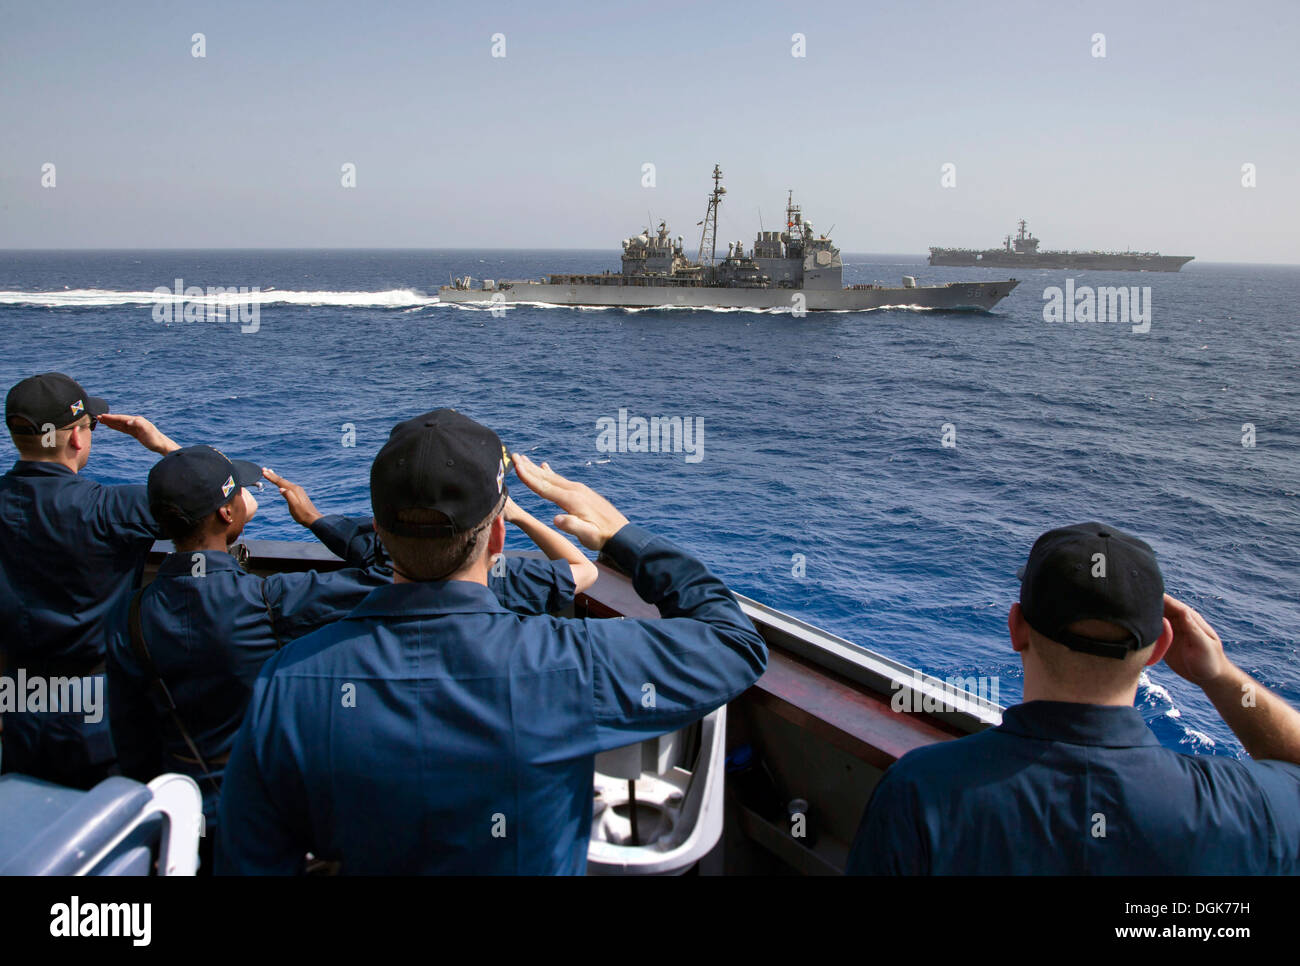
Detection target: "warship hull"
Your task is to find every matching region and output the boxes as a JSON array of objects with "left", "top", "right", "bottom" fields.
[
  {"left": 442, "top": 167, "right": 1019, "bottom": 312},
  {"left": 438, "top": 278, "right": 1020, "bottom": 312},
  {"left": 928, "top": 250, "right": 1193, "bottom": 272}
]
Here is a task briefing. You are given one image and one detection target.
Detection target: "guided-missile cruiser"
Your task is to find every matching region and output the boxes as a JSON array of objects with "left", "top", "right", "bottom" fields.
[
  {"left": 440, "top": 166, "right": 1019, "bottom": 312},
  {"left": 928, "top": 220, "right": 1194, "bottom": 272}
]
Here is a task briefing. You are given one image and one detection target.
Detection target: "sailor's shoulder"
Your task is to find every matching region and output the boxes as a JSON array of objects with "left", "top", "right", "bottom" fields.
[
  {"left": 1174, "top": 749, "right": 1300, "bottom": 795},
  {"left": 262, "top": 618, "right": 363, "bottom": 676},
  {"left": 882, "top": 729, "right": 1004, "bottom": 786}
]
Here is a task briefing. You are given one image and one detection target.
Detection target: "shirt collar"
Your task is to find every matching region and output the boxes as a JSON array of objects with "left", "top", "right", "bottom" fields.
[
  {"left": 156, "top": 549, "right": 243, "bottom": 576},
  {"left": 347, "top": 579, "right": 511, "bottom": 619},
  {"left": 8, "top": 460, "right": 76, "bottom": 478},
  {"left": 997, "top": 700, "right": 1161, "bottom": 748}
]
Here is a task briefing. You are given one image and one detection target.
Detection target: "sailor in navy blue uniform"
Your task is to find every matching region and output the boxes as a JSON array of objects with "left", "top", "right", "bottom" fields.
[
  {"left": 217, "top": 410, "right": 768, "bottom": 875},
  {"left": 0, "top": 373, "right": 182, "bottom": 789},
  {"left": 848, "top": 524, "right": 1300, "bottom": 875},
  {"left": 108, "top": 445, "right": 598, "bottom": 853}
]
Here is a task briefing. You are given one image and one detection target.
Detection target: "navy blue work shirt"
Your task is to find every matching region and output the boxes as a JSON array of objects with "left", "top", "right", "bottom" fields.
[
  {"left": 0, "top": 461, "right": 159, "bottom": 672},
  {"left": 847, "top": 700, "right": 1300, "bottom": 874},
  {"left": 108, "top": 515, "right": 577, "bottom": 821},
  {"left": 216, "top": 523, "right": 768, "bottom": 875},
  {"left": 0, "top": 460, "right": 161, "bottom": 788}
]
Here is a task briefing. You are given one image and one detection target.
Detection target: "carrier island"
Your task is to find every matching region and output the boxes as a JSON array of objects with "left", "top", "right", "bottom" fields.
[{"left": 439, "top": 166, "right": 1020, "bottom": 312}]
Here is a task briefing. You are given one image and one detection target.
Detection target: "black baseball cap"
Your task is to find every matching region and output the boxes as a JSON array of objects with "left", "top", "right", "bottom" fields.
[
  {"left": 148, "top": 445, "right": 263, "bottom": 524},
  {"left": 1019, "top": 522, "right": 1165, "bottom": 660},
  {"left": 371, "top": 409, "right": 510, "bottom": 537},
  {"left": 6, "top": 372, "right": 109, "bottom": 434}
]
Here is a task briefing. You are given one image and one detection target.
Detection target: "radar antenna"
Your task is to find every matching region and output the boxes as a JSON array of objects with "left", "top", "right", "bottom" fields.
[{"left": 695, "top": 164, "right": 726, "bottom": 266}]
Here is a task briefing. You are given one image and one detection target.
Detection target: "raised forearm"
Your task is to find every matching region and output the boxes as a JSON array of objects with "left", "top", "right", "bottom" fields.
[
  {"left": 510, "top": 507, "right": 588, "bottom": 568},
  {"left": 151, "top": 432, "right": 181, "bottom": 455},
  {"left": 1202, "top": 663, "right": 1300, "bottom": 764}
]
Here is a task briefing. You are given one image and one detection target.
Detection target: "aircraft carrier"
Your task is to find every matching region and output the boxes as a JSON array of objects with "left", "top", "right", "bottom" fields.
[
  {"left": 928, "top": 220, "right": 1193, "bottom": 272},
  {"left": 439, "top": 166, "right": 1019, "bottom": 312}
]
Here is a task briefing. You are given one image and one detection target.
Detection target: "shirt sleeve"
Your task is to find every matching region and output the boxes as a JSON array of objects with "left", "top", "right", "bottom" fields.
[
  {"left": 93, "top": 483, "right": 163, "bottom": 548},
  {"left": 489, "top": 557, "right": 576, "bottom": 616},
  {"left": 263, "top": 567, "right": 390, "bottom": 644},
  {"left": 216, "top": 656, "right": 307, "bottom": 875},
  {"left": 846, "top": 765, "right": 928, "bottom": 875},
  {"left": 308, "top": 515, "right": 382, "bottom": 569},
  {"left": 1246, "top": 759, "right": 1300, "bottom": 873},
  {"left": 105, "top": 638, "right": 163, "bottom": 784},
  {"left": 583, "top": 524, "right": 768, "bottom": 750}
]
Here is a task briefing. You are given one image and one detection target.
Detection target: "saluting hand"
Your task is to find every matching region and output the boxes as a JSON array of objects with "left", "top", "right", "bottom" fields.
[
  {"left": 263, "top": 468, "right": 323, "bottom": 527},
  {"left": 511, "top": 453, "right": 629, "bottom": 552},
  {"left": 1162, "top": 594, "right": 1232, "bottom": 688},
  {"left": 97, "top": 413, "right": 180, "bottom": 455}
]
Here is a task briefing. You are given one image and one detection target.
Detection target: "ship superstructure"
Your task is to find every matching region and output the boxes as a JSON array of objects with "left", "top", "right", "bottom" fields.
[
  {"left": 440, "top": 166, "right": 1018, "bottom": 312},
  {"left": 928, "top": 220, "right": 1193, "bottom": 272}
]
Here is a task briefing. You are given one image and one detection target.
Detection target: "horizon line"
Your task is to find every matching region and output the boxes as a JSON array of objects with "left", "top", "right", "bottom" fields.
[{"left": 1, "top": 247, "right": 1291, "bottom": 267}]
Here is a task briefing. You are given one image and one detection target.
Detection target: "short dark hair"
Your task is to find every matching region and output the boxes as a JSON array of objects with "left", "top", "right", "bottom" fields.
[
  {"left": 378, "top": 504, "right": 500, "bottom": 581},
  {"left": 151, "top": 493, "right": 237, "bottom": 548}
]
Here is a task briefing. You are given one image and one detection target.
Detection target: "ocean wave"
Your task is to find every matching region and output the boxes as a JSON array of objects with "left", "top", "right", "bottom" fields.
[
  {"left": 0, "top": 288, "right": 439, "bottom": 309},
  {"left": 3, "top": 288, "right": 995, "bottom": 317},
  {"left": 1178, "top": 728, "right": 1219, "bottom": 752}
]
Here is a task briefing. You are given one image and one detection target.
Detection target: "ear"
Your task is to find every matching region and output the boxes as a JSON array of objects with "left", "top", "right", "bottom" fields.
[
  {"left": 1009, "top": 602, "right": 1031, "bottom": 653},
  {"left": 68, "top": 424, "right": 90, "bottom": 453},
  {"left": 487, "top": 513, "right": 506, "bottom": 556},
  {"left": 1143, "top": 617, "right": 1174, "bottom": 668}
]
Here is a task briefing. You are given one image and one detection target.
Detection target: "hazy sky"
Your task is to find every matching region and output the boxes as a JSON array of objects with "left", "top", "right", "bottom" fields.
[{"left": 2, "top": 0, "right": 1297, "bottom": 261}]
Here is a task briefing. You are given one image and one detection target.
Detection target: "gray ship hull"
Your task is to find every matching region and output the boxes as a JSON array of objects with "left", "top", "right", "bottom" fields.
[
  {"left": 929, "top": 251, "right": 1193, "bottom": 272},
  {"left": 438, "top": 279, "right": 1019, "bottom": 312}
]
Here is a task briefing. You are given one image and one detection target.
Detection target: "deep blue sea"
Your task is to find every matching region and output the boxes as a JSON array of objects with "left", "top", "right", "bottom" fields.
[{"left": 2, "top": 249, "right": 1297, "bottom": 757}]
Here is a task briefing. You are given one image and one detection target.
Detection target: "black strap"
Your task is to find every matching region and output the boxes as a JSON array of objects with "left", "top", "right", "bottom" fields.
[
  {"left": 231, "top": 541, "right": 286, "bottom": 650},
  {"left": 260, "top": 580, "right": 286, "bottom": 651},
  {"left": 128, "top": 590, "right": 222, "bottom": 795}
]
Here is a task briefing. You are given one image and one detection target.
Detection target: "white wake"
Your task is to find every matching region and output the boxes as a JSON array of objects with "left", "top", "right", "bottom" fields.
[{"left": 0, "top": 288, "right": 441, "bottom": 309}]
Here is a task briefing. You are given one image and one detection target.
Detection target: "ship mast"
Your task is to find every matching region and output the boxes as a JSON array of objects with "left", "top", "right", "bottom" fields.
[
  {"left": 785, "top": 189, "right": 805, "bottom": 245},
  {"left": 695, "top": 164, "right": 725, "bottom": 267}
]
